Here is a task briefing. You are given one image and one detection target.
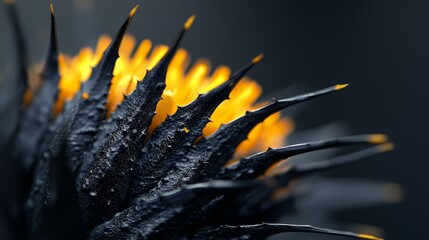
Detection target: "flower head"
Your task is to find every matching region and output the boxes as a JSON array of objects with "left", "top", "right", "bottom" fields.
[{"left": 0, "top": 2, "right": 398, "bottom": 240}]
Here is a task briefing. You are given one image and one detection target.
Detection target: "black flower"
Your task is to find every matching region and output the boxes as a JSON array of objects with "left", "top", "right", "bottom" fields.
[{"left": 0, "top": 2, "right": 396, "bottom": 240}]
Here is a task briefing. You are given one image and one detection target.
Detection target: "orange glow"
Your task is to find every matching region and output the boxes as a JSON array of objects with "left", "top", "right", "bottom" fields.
[{"left": 54, "top": 34, "right": 293, "bottom": 156}]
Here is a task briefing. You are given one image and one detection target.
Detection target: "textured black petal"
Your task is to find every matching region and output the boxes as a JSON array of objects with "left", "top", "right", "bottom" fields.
[
  {"left": 10, "top": 4, "right": 59, "bottom": 174},
  {"left": 89, "top": 181, "right": 255, "bottom": 240},
  {"left": 77, "top": 13, "right": 192, "bottom": 229},
  {"left": 130, "top": 55, "right": 261, "bottom": 198},
  {"left": 66, "top": 6, "right": 136, "bottom": 174}
]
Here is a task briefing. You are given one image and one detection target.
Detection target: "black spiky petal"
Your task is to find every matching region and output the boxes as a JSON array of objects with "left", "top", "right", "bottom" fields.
[{"left": 0, "top": 3, "right": 394, "bottom": 240}]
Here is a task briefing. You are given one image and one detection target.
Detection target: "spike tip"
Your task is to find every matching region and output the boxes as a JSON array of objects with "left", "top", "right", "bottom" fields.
[
  {"left": 252, "top": 54, "right": 264, "bottom": 64},
  {"left": 129, "top": 5, "right": 139, "bottom": 18},
  {"left": 184, "top": 15, "right": 196, "bottom": 30},
  {"left": 367, "top": 134, "right": 389, "bottom": 144},
  {"left": 335, "top": 83, "right": 349, "bottom": 90}
]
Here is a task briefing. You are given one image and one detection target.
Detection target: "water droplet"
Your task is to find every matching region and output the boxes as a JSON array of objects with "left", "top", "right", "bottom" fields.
[{"left": 89, "top": 191, "right": 97, "bottom": 197}]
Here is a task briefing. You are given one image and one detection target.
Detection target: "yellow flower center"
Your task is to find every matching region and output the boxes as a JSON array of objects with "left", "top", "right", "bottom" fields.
[{"left": 55, "top": 34, "right": 293, "bottom": 157}]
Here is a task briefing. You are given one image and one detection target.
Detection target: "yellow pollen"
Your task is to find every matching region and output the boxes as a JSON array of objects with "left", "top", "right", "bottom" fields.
[
  {"left": 51, "top": 34, "right": 293, "bottom": 157},
  {"left": 50, "top": 3, "right": 54, "bottom": 14},
  {"left": 183, "top": 127, "right": 190, "bottom": 133},
  {"left": 82, "top": 92, "right": 90, "bottom": 100},
  {"left": 335, "top": 83, "right": 349, "bottom": 90}
]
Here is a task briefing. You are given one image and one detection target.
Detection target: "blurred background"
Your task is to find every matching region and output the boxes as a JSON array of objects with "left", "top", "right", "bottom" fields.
[{"left": 0, "top": 0, "right": 425, "bottom": 239}]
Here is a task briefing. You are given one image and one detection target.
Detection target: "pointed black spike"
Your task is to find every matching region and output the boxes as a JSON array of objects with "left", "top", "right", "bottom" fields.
[
  {"left": 9, "top": 3, "right": 61, "bottom": 174},
  {"left": 294, "top": 143, "right": 394, "bottom": 175},
  {"left": 40, "top": 4, "right": 59, "bottom": 79},
  {"left": 128, "top": 54, "right": 263, "bottom": 199},
  {"left": 77, "top": 15, "right": 194, "bottom": 229},
  {"left": 219, "top": 134, "right": 389, "bottom": 180},
  {"left": 237, "top": 144, "right": 394, "bottom": 218},
  {"left": 265, "top": 143, "right": 395, "bottom": 195},
  {"left": 193, "top": 223, "right": 382, "bottom": 240},
  {"left": 84, "top": 5, "right": 138, "bottom": 92},
  {"left": 151, "top": 15, "right": 195, "bottom": 76},
  {"left": 66, "top": 6, "right": 137, "bottom": 174},
  {"left": 173, "top": 84, "right": 348, "bottom": 185},
  {"left": 0, "top": 5, "right": 61, "bottom": 227},
  {"left": 248, "top": 84, "right": 348, "bottom": 123}
]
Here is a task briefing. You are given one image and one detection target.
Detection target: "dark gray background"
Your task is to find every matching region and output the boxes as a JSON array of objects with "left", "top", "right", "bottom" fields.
[{"left": 0, "top": 1, "right": 425, "bottom": 239}]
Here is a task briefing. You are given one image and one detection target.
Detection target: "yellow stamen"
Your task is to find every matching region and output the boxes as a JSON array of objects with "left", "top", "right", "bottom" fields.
[
  {"left": 50, "top": 3, "right": 54, "bottom": 14},
  {"left": 183, "top": 127, "right": 190, "bottom": 133},
  {"left": 51, "top": 35, "right": 292, "bottom": 156}
]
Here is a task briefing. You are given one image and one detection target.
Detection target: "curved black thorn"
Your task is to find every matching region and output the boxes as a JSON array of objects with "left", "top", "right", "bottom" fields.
[
  {"left": 109, "top": 5, "right": 138, "bottom": 56},
  {"left": 228, "top": 54, "right": 263, "bottom": 86},
  {"left": 209, "top": 53, "right": 263, "bottom": 97},
  {"left": 66, "top": 6, "right": 139, "bottom": 179},
  {"left": 251, "top": 84, "right": 348, "bottom": 119},
  {"left": 258, "top": 143, "right": 395, "bottom": 206},
  {"left": 91, "top": 4, "right": 138, "bottom": 80},
  {"left": 194, "top": 223, "right": 382, "bottom": 240},
  {"left": 150, "top": 15, "right": 195, "bottom": 75},
  {"left": 294, "top": 142, "right": 394, "bottom": 175},
  {"left": 223, "top": 134, "right": 389, "bottom": 180},
  {"left": 40, "top": 4, "right": 59, "bottom": 79}
]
